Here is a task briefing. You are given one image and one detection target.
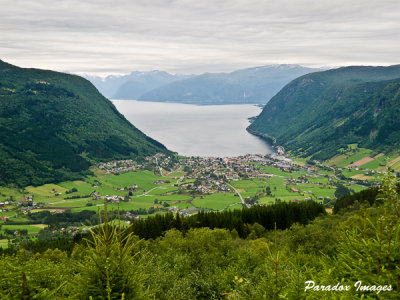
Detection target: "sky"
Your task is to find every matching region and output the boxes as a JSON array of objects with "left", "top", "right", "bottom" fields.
[{"left": 1, "top": 0, "right": 400, "bottom": 76}]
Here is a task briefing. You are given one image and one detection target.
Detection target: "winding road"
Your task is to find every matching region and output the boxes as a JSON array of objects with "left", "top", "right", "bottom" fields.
[{"left": 227, "top": 183, "right": 250, "bottom": 208}]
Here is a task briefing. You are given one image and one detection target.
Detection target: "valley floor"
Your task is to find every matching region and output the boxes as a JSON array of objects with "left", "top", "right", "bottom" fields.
[{"left": 1, "top": 144, "right": 392, "bottom": 242}]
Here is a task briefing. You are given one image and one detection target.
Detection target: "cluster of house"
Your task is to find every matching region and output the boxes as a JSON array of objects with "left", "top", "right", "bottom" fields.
[
  {"left": 146, "top": 153, "right": 174, "bottom": 168},
  {"left": 179, "top": 179, "right": 231, "bottom": 194},
  {"left": 18, "top": 195, "right": 33, "bottom": 204},
  {"left": 91, "top": 191, "right": 125, "bottom": 203},
  {"left": 97, "top": 154, "right": 177, "bottom": 176},
  {"left": 16, "top": 196, "right": 40, "bottom": 212},
  {"left": 115, "top": 184, "right": 138, "bottom": 192},
  {"left": 0, "top": 201, "right": 11, "bottom": 221},
  {"left": 185, "top": 155, "right": 277, "bottom": 177},
  {"left": 0, "top": 195, "right": 44, "bottom": 218},
  {"left": 125, "top": 211, "right": 140, "bottom": 221},
  {"left": 154, "top": 179, "right": 170, "bottom": 185},
  {"left": 98, "top": 159, "right": 138, "bottom": 174},
  {"left": 52, "top": 226, "right": 83, "bottom": 235},
  {"left": 0, "top": 201, "right": 10, "bottom": 213}
]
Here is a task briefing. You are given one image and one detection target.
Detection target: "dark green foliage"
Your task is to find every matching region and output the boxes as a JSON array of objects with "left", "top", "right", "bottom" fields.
[
  {"left": 29, "top": 210, "right": 98, "bottom": 227},
  {"left": 130, "top": 201, "right": 326, "bottom": 239},
  {"left": 312, "top": 176, "right": 400, "bottom": 299},
  {"left": 249, "top": 65, "right": 400, "bottom": 160},
  {"left": 334, "top": 187, "right": 379, "bottom": 213},
  {"left": 72, "top": 205, "right": 145, "bottom": 299},
  {"left": 334, "top": 180, "right": 400, "bottom": 213},
  {"left": 26, "top": 209, "right": 129, "bottom": 228},
  {"left": 0, "top": 60, "right": 169, "bottom": 186},
  {"left": 334, "top": 183, "right": 351, "bottom": 199}
]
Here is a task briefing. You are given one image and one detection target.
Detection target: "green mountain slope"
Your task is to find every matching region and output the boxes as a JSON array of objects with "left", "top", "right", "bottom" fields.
[
  {"left": 139, "top": 65, "right": 318, "bottom": 105},
  {"left": 0, "top": 60, "right": 168, "bottom": 186},
  {"left": 248, "top": 65, "right": 400, "bottom": 160}
]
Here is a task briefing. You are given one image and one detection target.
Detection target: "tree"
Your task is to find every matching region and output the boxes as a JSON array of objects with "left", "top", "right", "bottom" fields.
[
  {"left": 72, "top": 202, "right": 146, "bottom": 299},
  {"left": 334, "top": 183, "right": 351, "bottom": 199},
  {"left": 316, "top": 174, "right": 400, "bottom": 299},
  {"left": 266, "top": 186, "right": 272, "bottom": 196}
]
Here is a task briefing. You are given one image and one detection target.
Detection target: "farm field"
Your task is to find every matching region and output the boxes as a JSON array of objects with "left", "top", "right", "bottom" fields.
[
  {"left": 0, "top": 187, "right": 25, "bottom": 202},
  {"left": 326, "top": 147, "right": 373, "bottom": 167},
  {"left": 387, "top": 155, "right": 400, "bottom": 171},
  {"left": 14, "top": 162, "right": 370, "bottom": 216},
  {"left": 325, "top": 145, "right": 400, "bottom": 172},
  {"left": 0, "top": 224, "right": 47, "bottom": 234},
  {"left": 0, "top": 153, "right": 380, "bottom": 243},
  {"left": 192, "top": 193, "right": 240, "bottom": 210},
  {"left": 0, "top": 239, "right": 7, "bottom": 248}
]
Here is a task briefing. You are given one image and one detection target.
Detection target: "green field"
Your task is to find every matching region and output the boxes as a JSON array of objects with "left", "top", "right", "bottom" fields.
[
  {"left": 307, "top": 176, "right": 330, "bottom": 184},
  {"left": 0, "top": 239, "right": 8, "bottom": 248},
  {"left": 227, "top": 203, "right": 244, "bottom": 210},
  {"left": 58, "top": 180, "right": 96, "bottom": 194},
  {"left": 0, "top": 224, "right": 47, "bottom": 234},
  {"left": 324, "top": 146, "right": 400, "bottom": 172},
  {"left": 0, "top": 187, "right": 25, "bottom": 202},
  {"left": 49, "top": 197, "right": 94, "bottom": 208},
  {"left": 192, "top": 193, "right": 240, "bottom": 210},
  {"left": 327, "top": 148, "right": 373, "bottom": 167},
  {"left": 0, "top": 157, "right": 377, "bottom": 228},
  {"left": 145, "top": 185, "right": 179, "bottom": 195},
  {"left": 101, "top": 171, "right": 172, "bottom": 192},
  {"left": 231, "top": 179, "right": 269, "bottom": 198}
]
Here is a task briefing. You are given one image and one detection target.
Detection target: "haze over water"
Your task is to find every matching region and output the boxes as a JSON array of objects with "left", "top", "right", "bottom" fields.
[{"left": 113, "top": 100, "right": 274, "bottom": 157}]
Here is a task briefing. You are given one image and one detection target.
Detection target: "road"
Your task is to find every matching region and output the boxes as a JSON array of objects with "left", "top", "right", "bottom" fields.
[{"left": 227, "top": 183, "right": 250, "bottom": 208}]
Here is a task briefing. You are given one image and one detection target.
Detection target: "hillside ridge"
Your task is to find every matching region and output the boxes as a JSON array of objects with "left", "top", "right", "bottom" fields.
[
  {"left": 0, "top": 60, "right": 169, "bottom": 186},
  {"left": 248, "top": 65, "right": 400, "bottom": 160}
]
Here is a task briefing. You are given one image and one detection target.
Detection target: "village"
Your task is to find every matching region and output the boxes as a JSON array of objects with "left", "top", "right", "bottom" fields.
[{"left": 0, "top": 151, "right": 381, "bottom": 231}]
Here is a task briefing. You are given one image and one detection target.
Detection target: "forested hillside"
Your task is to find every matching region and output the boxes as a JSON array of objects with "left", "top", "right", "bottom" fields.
[
  {"left": 248, "top": 65, "right": 400, "bottom": 160},
  {"left": 0, "top": 60, "right": 168, "bottom": 186}
]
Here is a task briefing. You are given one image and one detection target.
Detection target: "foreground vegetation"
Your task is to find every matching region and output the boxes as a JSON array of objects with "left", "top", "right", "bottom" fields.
[{"left": 0, "top": 174, "right": 399, "bottom": 299}]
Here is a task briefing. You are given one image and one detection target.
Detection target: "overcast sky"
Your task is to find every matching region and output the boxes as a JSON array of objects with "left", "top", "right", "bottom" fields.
[{"left": 1, "top": 0, "right": 399, "bottom": 76}]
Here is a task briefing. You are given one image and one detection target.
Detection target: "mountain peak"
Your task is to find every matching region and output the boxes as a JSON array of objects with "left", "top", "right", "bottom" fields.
[{"left": 137, "top": 65, "right": 320, "bottom": 105}]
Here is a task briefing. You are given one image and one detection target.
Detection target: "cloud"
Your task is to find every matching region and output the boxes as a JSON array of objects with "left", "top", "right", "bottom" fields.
[{"left": 1, "top": 0, "right": 399, "bottom": 75}]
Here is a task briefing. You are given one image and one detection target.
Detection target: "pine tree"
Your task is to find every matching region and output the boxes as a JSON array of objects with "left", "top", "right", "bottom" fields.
[{"left": 72, "top": 202, "right": 146, "bottom": 299}]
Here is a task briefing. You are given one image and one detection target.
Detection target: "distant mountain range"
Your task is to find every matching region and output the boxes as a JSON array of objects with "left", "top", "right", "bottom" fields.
[
  {"left": 84, "top": 71, "right": 193, "bottom": 99},
  {"left": 86, "top": 65, "right": 320, "bottom": 105},
  {"left": 248, "top": 65, "right": 400, "bottom": 160},
  {"left": 0, "top": 60, "right": 169, "bottom": 186},
  {"left": 139, "top": 65, "right": 320, "bottom": 105}
]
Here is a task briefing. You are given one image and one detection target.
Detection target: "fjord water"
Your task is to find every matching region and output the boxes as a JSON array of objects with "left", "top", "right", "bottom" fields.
[{"left": 113, "top": 100, "right": 274, "bottom": 157}]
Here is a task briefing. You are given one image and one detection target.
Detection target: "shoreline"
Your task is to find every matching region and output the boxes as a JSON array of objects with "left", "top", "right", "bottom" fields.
[{"left": 246, "top": 127, "right": 285, "bottom": 155}]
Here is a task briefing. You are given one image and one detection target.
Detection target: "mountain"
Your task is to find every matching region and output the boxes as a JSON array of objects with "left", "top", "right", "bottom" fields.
[
  {"left": 248, "top": 65, "right": 400, "bottom": 160},
  {"left": 84, "top": 71, "right": 193, "bottom": 99},
  {"left": 83, "top": 74, "right": 132, "bottom": 99},
  {"left": 113, "top": 71, "right": 193, "bottom": 99},
  {"left": 0, "top": 60, "right": 169, "bottom": 186},
  {"left": 138, "top": 65, "right": 320, "bottom": 105}
]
